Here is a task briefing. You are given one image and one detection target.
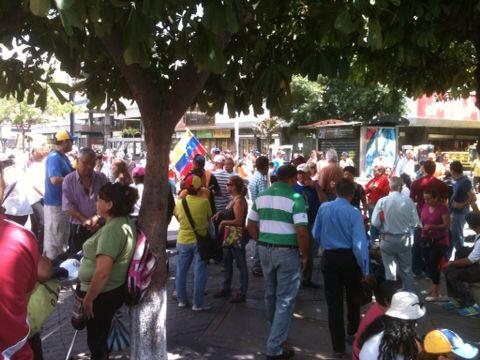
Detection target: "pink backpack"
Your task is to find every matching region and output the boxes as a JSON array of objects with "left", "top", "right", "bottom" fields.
[{"left": 125, "top": 229, "right": 158, "bottom": 306}]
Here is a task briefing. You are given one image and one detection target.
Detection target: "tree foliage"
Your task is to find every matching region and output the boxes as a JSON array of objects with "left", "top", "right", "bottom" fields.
[
  {"left": 0, "top": 91, "right": 74, "bottom": 148},
  {"left": 252, "top": 117, "right": 281, "bottom": 147},
  {"left": 2, "top": 0, "right": 480, "bottom": 357},
  {"left": 282, "top": 76, "right": 406, "bottom": 127}
]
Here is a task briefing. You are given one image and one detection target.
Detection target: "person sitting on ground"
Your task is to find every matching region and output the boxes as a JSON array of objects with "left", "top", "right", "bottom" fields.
[
  {"left": 352, "top": 280, "right": 401, "bottom": 360},
  {"left": 174, "top": 174, "right": 213, "bottom": 311},
  {"left": 111, "top": 159, "right": 133, "bottom": 186},
  {"left": 443, "top": 211, "right": 480, "bottom": 317},
  {"left": 358, "top": 292, "right": 425, "bottom": 360},
  {"left": 419, "top": 329, "right": 478, "bottom": 360},
  {"left": 213, "top": 175, "right": 249, "bottom": 303},
  {"left": 77, "top": 182, "right": 138, "bottom": 360},
  {"left": 421, "top": 189, "right": 450, "bottom": 302}
]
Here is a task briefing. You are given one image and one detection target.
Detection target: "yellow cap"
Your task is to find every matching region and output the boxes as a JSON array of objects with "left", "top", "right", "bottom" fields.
[{"left": 55, "top": 130, "right": 77, "bottom": 142}]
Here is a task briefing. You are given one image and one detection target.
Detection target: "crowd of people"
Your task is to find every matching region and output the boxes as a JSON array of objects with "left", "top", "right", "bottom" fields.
[
  {"left": 1, "top": 132, "right": 480, "bottom": 360},
  {"left": 173, "top": 145, "right": 480, "bottom": 359}
]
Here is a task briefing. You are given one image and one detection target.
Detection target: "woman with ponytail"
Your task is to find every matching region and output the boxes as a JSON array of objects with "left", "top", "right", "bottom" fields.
[{"left": 213, "top": 175, "right": 249, "bottom": 302}]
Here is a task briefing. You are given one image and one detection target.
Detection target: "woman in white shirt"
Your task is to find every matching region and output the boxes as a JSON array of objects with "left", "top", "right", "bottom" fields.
[{"left": 358, "top": 292, "right": 425, "bottom": 360}]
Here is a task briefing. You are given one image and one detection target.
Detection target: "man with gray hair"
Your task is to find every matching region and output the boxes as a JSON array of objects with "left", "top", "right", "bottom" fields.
[
  {"left": 318, "top": 149, "right": 343, "bottom": 201},
  {"left": 62, "top": 147, "right": 109, "bottom": 254},
  {"left": 372, "top": 176, "right": 420, "bottom": 291}
]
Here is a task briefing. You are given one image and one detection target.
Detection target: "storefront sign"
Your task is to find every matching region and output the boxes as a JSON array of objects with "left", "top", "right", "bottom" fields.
[
  {"left": 213, "top": 129, "right": 231, "bottom": 138},
  {"left": 195, "top": 130, "right": 213, "bottom": 138},
  {"left": 318, "top": 127, "right": 356, "bottom": 139}
]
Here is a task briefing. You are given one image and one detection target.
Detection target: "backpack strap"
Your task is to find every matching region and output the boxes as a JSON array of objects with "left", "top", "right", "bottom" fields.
[
  {"left": 2, "top": 181, "right": 17, "bottom": 205},
  {"left": 182, "top": 198, "right": 199, "bottom": 236}
]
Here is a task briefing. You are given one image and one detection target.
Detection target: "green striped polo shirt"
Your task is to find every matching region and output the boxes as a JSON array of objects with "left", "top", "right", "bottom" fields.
[{"left": 248, "top": 181, "right": 308, "bottom": 246}]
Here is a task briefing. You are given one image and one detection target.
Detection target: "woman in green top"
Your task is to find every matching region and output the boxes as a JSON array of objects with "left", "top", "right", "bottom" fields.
[{"left": 78, "top": 182, "right": 138, "bottom": 360}]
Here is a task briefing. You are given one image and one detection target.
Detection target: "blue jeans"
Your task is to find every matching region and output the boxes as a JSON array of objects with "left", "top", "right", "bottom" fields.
[
  {"left": 175, "top": 243, "right": 207, "bottom": 306},
  {"left": 259, "top": 246, "right": 301, "bottom": 356},
  {"left": 252, "top": 241, "right": 262, "bottom": 270},
  {"left": 223, "top": 247, "right": 249, "bottom": 296},
  {"left": 450, "top": 212, "right": 467, "bottom": 251}
]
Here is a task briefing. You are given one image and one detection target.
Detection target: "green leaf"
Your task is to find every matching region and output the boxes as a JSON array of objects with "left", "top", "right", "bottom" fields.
[
  {"left": 224, "top": 0, "right": 239, "bottom": 34},
  {"left": 50, "top": 82, "right": 72, "bottom": 92},
  {"left": 203, "top": 0, "right": 227, "bottom": 35},
  {"left": 50, "top": 84, "right": 68, "bottom": 104},
  {"left": 390, "top": 0, "right": 401, "bottom": 6},
  {"left": 207, "top": 43, "right": 227, "bottom": 74},
  {"left": 30, "top": 0, "right": 51, "bottom": 17},
  {"left": 367, "top": 18, "right": 383, "bottom": 49},
  {"left": 334, "top": 10, "right": 354, "bottom": 34},
  {"left": 27, "top": 90, "right": 35, "bottom": 105},
  {"left": 54, "top": 0, "right": 74, "bottom": 10},
  {"left": 35, "top": 88, "right": 48, "bottom": 110}
]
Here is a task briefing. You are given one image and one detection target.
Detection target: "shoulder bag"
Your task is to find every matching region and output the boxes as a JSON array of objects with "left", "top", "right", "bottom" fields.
[{"left": 182, "top": 198, "right": 217, "bottom": 260}]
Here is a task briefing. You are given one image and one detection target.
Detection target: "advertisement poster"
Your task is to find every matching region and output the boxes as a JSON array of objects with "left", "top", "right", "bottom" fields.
[{"left": 362, "top": 127, "right": 397, "bottom": 176}]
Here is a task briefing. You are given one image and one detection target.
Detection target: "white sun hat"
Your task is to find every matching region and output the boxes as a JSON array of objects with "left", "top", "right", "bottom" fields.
[{"left": 385, "top": 291, "right": 426, "bottom": 320}]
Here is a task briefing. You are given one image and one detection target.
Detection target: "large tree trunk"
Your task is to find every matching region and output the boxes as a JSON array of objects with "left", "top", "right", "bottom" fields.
[
  {"left": 101, "top": 32, "right": 211, "bottom": 360},
  {"left": 129, "top": 110, "right": 175, "bottom": 359}
]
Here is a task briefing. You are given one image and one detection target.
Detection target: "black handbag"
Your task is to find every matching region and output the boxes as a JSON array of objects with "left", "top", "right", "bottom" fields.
[
  {"left": 352, "top": 280, "right": 374, "bottom": 306},
  {"left": 181, "top": 198, "right": 217, "bottom": 260},
  {"left": 420, "top": 237, "right": 435, "bottom": 248}
]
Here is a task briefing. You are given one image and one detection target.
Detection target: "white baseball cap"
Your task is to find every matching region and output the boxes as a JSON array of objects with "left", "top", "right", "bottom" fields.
[
  {"left": 296, "top": 163, "right": 309, "bottom": 173},
  {"left": 386, "top": 291, "right": 426, "bottom": 320}
]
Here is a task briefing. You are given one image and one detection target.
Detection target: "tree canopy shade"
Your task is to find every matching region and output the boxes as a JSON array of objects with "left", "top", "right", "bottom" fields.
[
  {"left": 2, "top": 0, "right": 480, "bottom": 358},
  {"left": 281, "top": 76, "right": 406, "bottom": 127}
]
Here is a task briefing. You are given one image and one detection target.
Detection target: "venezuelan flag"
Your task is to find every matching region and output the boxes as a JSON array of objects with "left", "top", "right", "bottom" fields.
[{"left": 170, "top": 128, "right": 207, "bottom": 176}]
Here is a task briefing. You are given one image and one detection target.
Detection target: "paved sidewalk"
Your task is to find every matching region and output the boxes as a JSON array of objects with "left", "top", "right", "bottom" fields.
[{"left": 42, "top": 240, "right": 480, "bottom": 359}]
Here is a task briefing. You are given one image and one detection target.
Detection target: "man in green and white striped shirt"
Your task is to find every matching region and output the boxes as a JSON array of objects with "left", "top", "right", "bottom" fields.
[{"left": 247, "top": 165, "right": 310, "bottom": 360}]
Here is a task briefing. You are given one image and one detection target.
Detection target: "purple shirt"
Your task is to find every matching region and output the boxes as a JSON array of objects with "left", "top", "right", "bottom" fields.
[{"left": 62, "top": 171, "right": 109, "bottom": 224}]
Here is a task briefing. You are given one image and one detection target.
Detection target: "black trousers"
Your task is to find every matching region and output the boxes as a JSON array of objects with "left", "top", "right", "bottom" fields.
[
  {"left": 302, "top": 224, "right": 315, "bottom": 283},
  {"left": 80, "top": 285, "right": 125, "bottom": 360},
  {"left": 422, "top": 243, "right": 448, "bottom": 285},
  {"left": 445, "top": 263, "right": 480, "bottom": 307},
  {"left": 321, "top": 249, "right": 362, "bottom": 353},
  {"left": 69, "top": 223, "right": 94, "bottom": 255},
  {"left": 30, "top": 200, "right": 44, "bottom": 250}
]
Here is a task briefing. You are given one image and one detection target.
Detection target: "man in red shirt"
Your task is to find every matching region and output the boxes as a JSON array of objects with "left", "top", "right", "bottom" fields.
[
  {"left": 0, "top": 215, "right": 51, "bottom": 360},
  {"left": 409, "top": 160, "right": 449, "bottom": 276},
  {"left": 410, "top": 160, "right": 449, "bottom": 212},
  {"left": 365, "top": 165, "right": 390, "bottom": 240}
]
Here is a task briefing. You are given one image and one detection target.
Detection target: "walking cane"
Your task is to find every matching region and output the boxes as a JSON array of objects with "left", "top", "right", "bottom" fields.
[{"left": 65, "top": 330, "right": 78, "bottom": 360}]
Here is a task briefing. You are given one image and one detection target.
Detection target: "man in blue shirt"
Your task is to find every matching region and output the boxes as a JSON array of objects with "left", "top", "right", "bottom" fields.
[
  {"left": 293, "top": 163, "right": 321, "bottom": 288},
  {"left": 450, "top": 161, "right": 479, "bottom": 251},
  {"left": 43, "top": 130, "right": 75, "bottom": 260},
  {"left": 313, "top": 178, "right": 370, "bottom": 357}
]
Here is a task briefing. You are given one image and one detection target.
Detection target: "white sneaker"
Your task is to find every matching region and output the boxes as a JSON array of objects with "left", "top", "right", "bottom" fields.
[
  {"left": 178, "top": 302, "right": 187, "bottom": 308},
  {"left": 192, "top": 304, "right": 212, "bottom": 311}
]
